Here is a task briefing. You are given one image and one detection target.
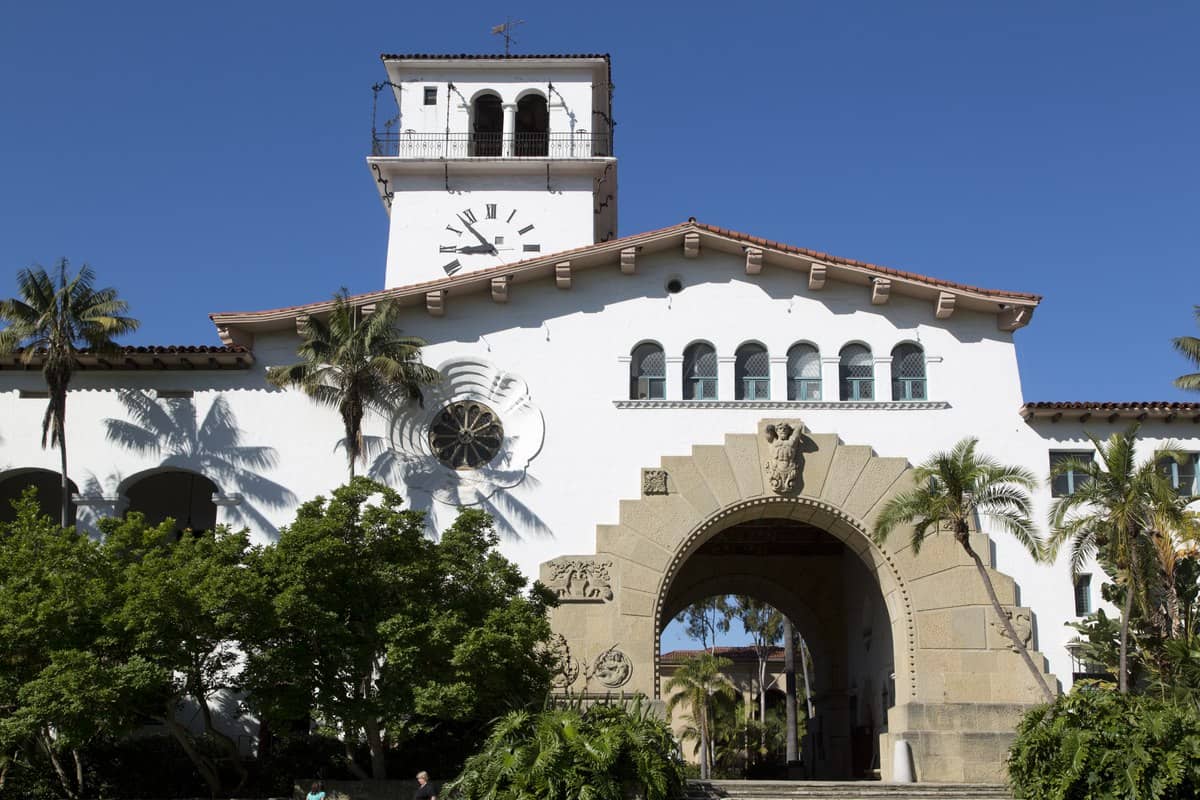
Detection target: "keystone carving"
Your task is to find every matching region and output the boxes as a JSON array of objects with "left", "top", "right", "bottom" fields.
[
  {"left": 992, "top": 609, "right": 1033, "bottom": 653},
  {"left": 545, "top": 557, "right": 614, "bottom": 602},
  {"left": 547, "top": 634, "right": 580, "bottom": 689},
  {"left": 587, "top": 645, "right": 633, "bottom": 689},
  {"left": 642, "top": 468, "right": 669, "bottom": 496},
  {"left": 763, "top": 422, "right": 803, "bottom": 494}
]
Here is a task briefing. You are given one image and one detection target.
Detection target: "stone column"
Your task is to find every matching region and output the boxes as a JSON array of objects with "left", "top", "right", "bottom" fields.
[
  {"left": 770, "top": 355, "right": 789, "bottom": 401},
  {"left": 502, "top": 103, "right": 517, "bottom": 157},
  {"left": 718, "top": 355, "right": 736, "bottom": 401},
  {"left": 821, "top": 356, "right": 840, "bottom": 401},
  {"left": 665, "top": 356, "right": 683, "bottom": 401}
]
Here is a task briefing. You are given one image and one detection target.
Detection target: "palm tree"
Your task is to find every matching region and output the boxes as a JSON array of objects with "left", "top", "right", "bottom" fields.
[
  {"left": 664, "top": 652, "right": 734, "bottom": 779},
  {"left": 874, "top": 437, "right": 1055, "bottom": 701},
  {"left": 1048, "top": 425, "right": 1186, "bottom": 693},
  {"left": 266, "top": 290, "right": 439, "bottom": 478},
  {"left": 1173, "top": 305, "right": 1200, "bottom": 391},
  {"left": 0, "top": 261, "right": 138, "bottom": 527}
]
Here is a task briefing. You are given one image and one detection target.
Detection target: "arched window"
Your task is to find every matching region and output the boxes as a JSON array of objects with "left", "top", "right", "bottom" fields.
[
  {"left": 630, "top": 342, "right": 666, "bottom": 400},
  {"left": 891, "top": 343, "right": 927, "bottom": 400},
  {"left": 735, "top": 343, "right": 769, "bottom": 400},
  {"left": 787, "top": 343, "right": 822, "bottom": 401},
  {"left": 514, "top": 93, "right": 549, "bottom": 156},
  {"left": 470, "top": 93, "right": 503, "bottom": 157},
  {"left": 683, "top": 343, "right": 718, "bottom": 400},
  {"left": 839, "top": 344, "right": 874, "bottom": 400},
  {"left": 0, "top": 469, "right": 79, "bottom": 526},
  {"left": 125, "top": 469, "right": 219, "bottom": 538}
]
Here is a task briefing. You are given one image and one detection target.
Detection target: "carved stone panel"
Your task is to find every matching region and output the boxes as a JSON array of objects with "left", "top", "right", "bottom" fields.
[
  {"left": 587, "top": 645, "right": 633, "bottom": 689},
  {"left": 763, "top": 421, "right": 803, "bottom": 494},
  {"left": 642, "top": 468, "right": 669, "bottom": 496},
  {"left": 992, "top": 608, "right": 1033, "bottom": 653},
  {"left": 546, "top": 634, "right": 580, "bottom": 689},
  {"left": 543, "top": 556, "right": 614, "bottom": 603}
]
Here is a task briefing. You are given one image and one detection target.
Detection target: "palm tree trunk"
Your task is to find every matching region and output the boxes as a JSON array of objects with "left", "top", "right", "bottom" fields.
[
  {"left": 784, "top": 617, "right": 798, "bottom": 763},
  {"left": 699, "top": 697, "right": 710, "bottom": 780},
  {"left": 1118, "top": 546, "right": 1139, "bottom": 694},
  {"left": 960, "top": 534, "right": 1055, "bottom": 701},
  {"left": 58, "top": 429, "right": 69, "bottom": 528}
]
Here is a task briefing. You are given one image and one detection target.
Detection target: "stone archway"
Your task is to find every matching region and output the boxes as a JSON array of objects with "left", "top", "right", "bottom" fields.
[{"left": 540, "top": 419, "right": 1057, "bottom": 783}]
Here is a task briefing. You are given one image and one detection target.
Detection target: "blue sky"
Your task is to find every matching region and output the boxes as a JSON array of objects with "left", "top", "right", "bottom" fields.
[{"left": 2, "top": 2, "right": 1198, "bottom": 648}]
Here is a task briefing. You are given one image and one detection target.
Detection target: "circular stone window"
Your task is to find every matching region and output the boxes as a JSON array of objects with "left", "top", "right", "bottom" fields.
[{"left": 428, "top": 401, "right": 504, "bottom": 470}]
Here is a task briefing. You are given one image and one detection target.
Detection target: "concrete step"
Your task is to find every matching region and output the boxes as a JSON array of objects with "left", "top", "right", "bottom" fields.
[{"left": 687, "top": 780, "right": 1011, "bottom": 800}]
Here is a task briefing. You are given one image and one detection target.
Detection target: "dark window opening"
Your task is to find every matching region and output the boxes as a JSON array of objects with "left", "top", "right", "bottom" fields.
[
  {"left": 471, "top": 93, "right": 503, "bottom": 156},
  {"left": 666, "top": 278, "right": 683, "bottom": 294},
  {"left": 514, "top": 94, "right": 549, "bottom": 156},
  {"left": 423, "top": 86, "right": 437, "bottom": 105},
  {"left": 1074, "top": 574, "right": 1092, "bottom": 616},
  {"left": 1050, "top": 451, "right": 1094, "bottom": 498}
]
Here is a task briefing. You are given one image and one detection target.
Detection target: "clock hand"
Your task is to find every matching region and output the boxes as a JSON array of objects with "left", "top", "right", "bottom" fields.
[
  {"left": 456, "top": 244, "right": 494, "bottom": 254},
  {"left": 457, "top": 214, "right": 495, "bottom": 250}
]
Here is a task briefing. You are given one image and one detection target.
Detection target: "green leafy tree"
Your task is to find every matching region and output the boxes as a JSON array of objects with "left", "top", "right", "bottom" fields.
[
  {"left": 1007, "top": 689, "right": 1200, "bottom": 800},
  {"left": 673, "top": 595, "right": 732, "bottom": 653},
  {"left": 0, "top": 261, "right": 138, "bottom": 526},
  {"left": 266, "top": 291, "right": 439, "bottom": 478},
  {"left": 1174, "top": 305, "right": 1200, "bottom": 391},
  {"left": 244, "top": 478, "right": 555, "bottom": 780},
  {"left": 0, "top": 490, "right": 156, "bottom": 799},
  {"left": 664, "top": 652, "right": 734, "bottom": 780},
  {"left": 725, "top": 597, "right": 783, "bottom": 750},
  {"left": 99, "top": 512, "right": 262, "bottom": 796},
  {"left": 874, "top": 437, "right": 1055, "bottom": 701},
  {"left": 1048, "top": 426, "right": 1186, "bottom": 693},
  {"left": 447, "top": 700, "right": 686, "bottom": 800}
]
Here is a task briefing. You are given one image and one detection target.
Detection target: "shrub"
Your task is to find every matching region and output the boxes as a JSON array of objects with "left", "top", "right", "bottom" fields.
[
  {"left": 1008, "top": 688, "right": 1200, "bottom": 799},
  {"left": 447, "top": 699, "right": 687, "bottom": 800}
]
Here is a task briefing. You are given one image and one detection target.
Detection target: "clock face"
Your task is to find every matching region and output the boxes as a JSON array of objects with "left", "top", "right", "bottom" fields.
[{"left": 437, "top": 203, "right": 542, "bottom": 277}]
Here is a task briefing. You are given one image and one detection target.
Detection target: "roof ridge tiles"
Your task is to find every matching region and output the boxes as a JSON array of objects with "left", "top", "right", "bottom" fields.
[{"left": 210, "top": 220, "right": 1040, "bottom": 324}]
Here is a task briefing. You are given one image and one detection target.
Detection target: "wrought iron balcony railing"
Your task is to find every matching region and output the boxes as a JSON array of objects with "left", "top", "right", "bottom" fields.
[{"left": 370, "top": 131, "right": 612, "bottom": 159}]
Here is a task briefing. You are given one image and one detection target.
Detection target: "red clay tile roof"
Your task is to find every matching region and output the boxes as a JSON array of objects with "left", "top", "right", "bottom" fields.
[
  {"left": 694, "top": 223, "right": 1042, "bottom": 302},
  {"left": 381, "top": 53, "right": 609, "bottom": 61},
  {"left": 1020, "top": 401, "right": 1200, "bottom": 420},
  {"left": 661, "top": 646, "right": 786, "bottom": 664},
  {"left": 210, "top": 221, "right": 1041, "bottom": 325},
  {"left": 2, "top": 345, "right": 252, "bottom": 371}
]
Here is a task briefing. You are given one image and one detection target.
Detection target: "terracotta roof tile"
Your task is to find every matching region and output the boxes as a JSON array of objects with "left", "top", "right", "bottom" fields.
[
  {"left": 210, "top": 221, "right": 1040, "bottom": 324},
  {"left": 1023, "top": 401, "right": 1200, "bottom": 411},
  {"left": 381, "top": 53, "right": 609, "bottom": 61}
]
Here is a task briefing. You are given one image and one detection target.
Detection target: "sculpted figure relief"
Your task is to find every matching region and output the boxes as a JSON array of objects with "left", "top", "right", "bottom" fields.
[
  {"left": 993, "top": 609, "right": 1033, "bottom": 653},
  {"left": 764, "top": 422, "right": 803, "bottom": 494},
  {"left": 547, "top": 634, "right": 580, "bottom": 689},
  {"left": 546, "top": 558, "right": 614, "bottom": 602},
  {"left": 587, "top": 645, "right": 633, "bottom": 689}
]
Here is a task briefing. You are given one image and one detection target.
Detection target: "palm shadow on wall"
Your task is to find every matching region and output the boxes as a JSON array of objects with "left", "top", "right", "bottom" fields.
[
  {"left": 366, "top": 438, "right": 553, "bottom": 543},
  {"left": 104, "top": 390, "right": 296, "bottom": 538}
]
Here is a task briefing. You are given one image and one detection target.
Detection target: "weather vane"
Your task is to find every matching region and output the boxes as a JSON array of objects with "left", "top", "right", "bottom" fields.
[{"left": 491, "top": 17, "right": 525, "bottom": 55}]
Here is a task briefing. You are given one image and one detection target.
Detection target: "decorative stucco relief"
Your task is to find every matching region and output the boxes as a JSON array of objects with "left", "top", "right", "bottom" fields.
[
  {"left": 763, "top": 421, "right": 803, "bottom": 493},
  {"left": 641, "top": 468, "right": 668, "bottom": 495},
  {"left": 547, "top": 634, "right": 580, "bottom": 689},
  {"left": 544, "top": 557, "right": 614, "bottom": 602},
  {"left": 586, "top": 645, "right": 633, "bottom": 689},
  {"left": 992, "top": 608, "right": 1033, "bottom": 652},
  {"left": 385, "top": 357, "right": 545, "bottom": 506}
]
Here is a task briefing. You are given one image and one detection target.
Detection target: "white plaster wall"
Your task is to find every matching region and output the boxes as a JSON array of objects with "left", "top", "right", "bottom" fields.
[
  {"left": 3, "top": 249, "right": 1197, "bottom": 692},
  {"left": 387, "top": 65, "right": 599, "bottom": 140},
  {"left": 385, "top": 172, "right": 597, "bottom": 286}
]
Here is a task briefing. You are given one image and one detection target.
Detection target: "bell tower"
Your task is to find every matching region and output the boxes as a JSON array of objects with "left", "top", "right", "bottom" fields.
[{"left": 367, "top": 54, "right": 617, "bottom": 288}]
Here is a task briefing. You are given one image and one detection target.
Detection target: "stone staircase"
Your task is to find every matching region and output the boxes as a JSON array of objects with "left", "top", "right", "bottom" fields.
[{"left": 686, "top": 780, "right": 1012, "bottom": 800}]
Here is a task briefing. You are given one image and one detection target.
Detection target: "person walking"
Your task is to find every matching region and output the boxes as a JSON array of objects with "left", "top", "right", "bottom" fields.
[
  {"left": 415, "top": 771, "right": 437, "bottom": 800},
  {"left": 306, "top": 781, "right": 327, "bottom": 800}
]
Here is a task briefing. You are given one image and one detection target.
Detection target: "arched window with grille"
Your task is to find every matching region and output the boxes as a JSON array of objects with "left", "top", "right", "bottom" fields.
[
  {"left": 470, "top": 92, "right": 503, "bottom": 156},
  {"left": 629, "top": 342, "right": 666, "bottom": 400},
  {"left": 839, "top": 344, "right": 874, "bottom": 400},
  {"left": 891, "top": 343, "right": 927, "bottom": 400},
  {"left": 787, "top": 343, "right": 821, "bottom": 400},
  {"left": 735, "top": 343, "right": 769, "bottom": 400},
  {"left": 683, "top": 342, "right": 718, "bottom": 400}
]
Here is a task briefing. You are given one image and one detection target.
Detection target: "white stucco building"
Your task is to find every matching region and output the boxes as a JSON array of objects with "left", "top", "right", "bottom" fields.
[{"left": 2, "top": 53, "right": 1197, "bottom": 783}]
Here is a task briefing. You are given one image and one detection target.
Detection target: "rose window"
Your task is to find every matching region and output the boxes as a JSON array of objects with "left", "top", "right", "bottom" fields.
[{"left": 428, "top": 401, "right": 504, "bottom": 469}]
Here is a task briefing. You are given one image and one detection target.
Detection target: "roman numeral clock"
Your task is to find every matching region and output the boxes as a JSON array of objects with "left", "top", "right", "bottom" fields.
[{"left": 439, "top": 204, "right": 541, "bottom": 277}]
